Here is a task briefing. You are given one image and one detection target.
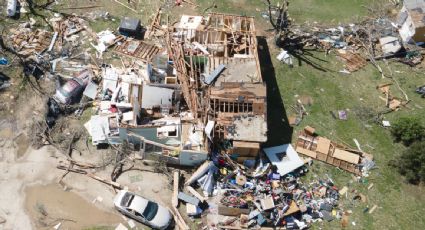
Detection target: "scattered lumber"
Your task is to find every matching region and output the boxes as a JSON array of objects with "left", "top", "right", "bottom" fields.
[
  {"left": 172, "top": 171, "right": 179, "bottom": 208},
  {"left": 186, "top": 186, "right": 206, "bottom": 203}
]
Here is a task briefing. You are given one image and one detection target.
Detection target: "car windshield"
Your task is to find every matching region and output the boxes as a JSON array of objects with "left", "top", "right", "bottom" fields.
[
  {"left": 121, "top": 193, "right": 135, "bottom": 207},
  {"left": 142, "top": 201, "right": 159, "bottom": 221}
]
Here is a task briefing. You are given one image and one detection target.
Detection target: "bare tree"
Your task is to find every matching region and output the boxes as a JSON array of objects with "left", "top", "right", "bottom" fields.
[{"left": 264, "top": 0, "right": 290, "bottom": 46}]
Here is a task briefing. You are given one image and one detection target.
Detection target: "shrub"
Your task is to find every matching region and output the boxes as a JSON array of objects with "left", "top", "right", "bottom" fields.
[
  {"left": 394, "top": 141, "right": 425, "bottom": 184},
  {"left": 390, "top": 117, "right": 425, "bottom": 146}
]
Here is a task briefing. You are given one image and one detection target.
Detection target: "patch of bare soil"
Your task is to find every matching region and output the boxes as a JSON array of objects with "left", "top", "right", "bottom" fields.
[
  {"left": 117, "top": 170, "right": 173, "bottom": 208},
  {"left": 25, "top": 183, "right": 121, "bottom": 230},
  {"left": 15, "top": 133, "right": 30, "bottom": 158}
]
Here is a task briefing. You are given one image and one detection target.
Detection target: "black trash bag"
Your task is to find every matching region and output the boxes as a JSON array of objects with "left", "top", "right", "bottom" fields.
[{"left": 46, "top": 98, "right": 61, "bottom": 127}]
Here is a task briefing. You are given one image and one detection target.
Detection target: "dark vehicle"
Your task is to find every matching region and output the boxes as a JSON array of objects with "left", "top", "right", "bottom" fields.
[
  {"left": 416, "top": 85, "right": 425, "bottom": 98},
  {"left": 0, "top": 72, "right": 11, "bottom": 90},
  {"left": 54, "top": 69, "right": 92, "bottom": 104}
]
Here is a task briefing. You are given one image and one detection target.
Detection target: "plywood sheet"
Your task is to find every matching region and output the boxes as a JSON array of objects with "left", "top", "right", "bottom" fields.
[
  {"left": 333, "top": 149, "right": 360, "bottom": 164},
  {"left": 232, "top": 141, "right": 260, "bottom": 149},
  {"left": 283, "top": 201, "right": 300, "bottom": 216},
  {"left": 218, "top": 205, "right": 250, "bottom": 216},
  {"left": 296, "top": 147, "right": 317, "bottom": 158},
  {"left": 233, "top": 141, "right": 260, "bottom": 157},
  {"left": 316, "top": 137, "right": 331, "bottom": 154}
]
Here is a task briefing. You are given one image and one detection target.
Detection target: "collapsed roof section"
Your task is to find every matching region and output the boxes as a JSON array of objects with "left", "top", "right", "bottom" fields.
[
  {"left": 166, "top": 13, "right": 267, "bottom": 145},
  {"left": 85, "top": 63, "right": 208, "bottom": 166},
  {"left": 83, "top": 12, "right": 267, "bottom": 166}
]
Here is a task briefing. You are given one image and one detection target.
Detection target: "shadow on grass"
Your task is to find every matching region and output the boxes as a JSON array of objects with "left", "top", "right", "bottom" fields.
[
  {"left": 257, "top": 37, "right": 293, "bottom": 146},
  {"left": 276, "top": 36, "right": 331, "bottom": 72}
]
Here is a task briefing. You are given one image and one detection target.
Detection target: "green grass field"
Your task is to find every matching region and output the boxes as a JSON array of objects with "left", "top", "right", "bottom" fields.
[{"left": 276, "top": 51, "right": 425, "bottom": 229}]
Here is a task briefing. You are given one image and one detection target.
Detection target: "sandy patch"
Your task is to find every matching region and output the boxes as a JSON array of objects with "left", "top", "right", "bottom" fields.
[{"left": 25, "top": 183, "right": 121, "bottom": 229}]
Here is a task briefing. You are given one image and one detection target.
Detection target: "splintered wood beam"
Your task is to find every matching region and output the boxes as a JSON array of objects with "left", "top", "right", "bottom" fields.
[
  {"left": 172, "top": 171, "right": 179, "bottom": 207},
  {"left": 171, "top": 206, "right": 189, "bottom": 230},
  {"left": 186, "top": 186, "right": 206, "bottom": 203}
]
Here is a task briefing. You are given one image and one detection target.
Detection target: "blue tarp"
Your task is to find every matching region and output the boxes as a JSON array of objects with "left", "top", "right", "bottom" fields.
[{"left": 0, "top": 57, "right": 9, "bottom": 65}]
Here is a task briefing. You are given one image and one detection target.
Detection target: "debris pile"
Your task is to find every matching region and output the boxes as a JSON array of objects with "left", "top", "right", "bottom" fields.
[
  {"left": 172, "top": 140, "right": 374, "bottom": 229},
  {"left": 268, "top": 1, "right": 425, "bottom": 72},
  {"left": 214, "top": 173, "right": 341, "bottom": 229},
  {"left": 0, "top": 4, "right": 382, "bottom": 230},
  {"left": 7, "top": 28, "right": 53, "bottom": 60},
  {"left": 376, "top": 83, "right": 408, "bottom": 111}
]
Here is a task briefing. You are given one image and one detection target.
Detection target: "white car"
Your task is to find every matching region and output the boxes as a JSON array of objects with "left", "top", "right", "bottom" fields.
[{"left": 114, "top": 190, "right": 173, "bottom": 229}]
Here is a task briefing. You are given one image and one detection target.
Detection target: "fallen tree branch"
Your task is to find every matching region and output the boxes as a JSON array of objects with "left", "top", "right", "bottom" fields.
[
  {"left": 59, "top": 5, "right": 101, "bottom": 10},
  {"left": 56, "top": 163, "right": 123, "bottom": 189}
]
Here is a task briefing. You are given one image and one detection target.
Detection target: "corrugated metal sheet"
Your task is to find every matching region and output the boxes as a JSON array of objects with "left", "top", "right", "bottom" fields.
[{"left": 204, "top": 64, "right": 226, "bottom": 85}]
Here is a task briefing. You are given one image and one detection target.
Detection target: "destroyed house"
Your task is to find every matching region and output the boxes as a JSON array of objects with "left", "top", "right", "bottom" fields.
[
  {"left": 167, "top": 13, "right": 267, "bottom": 162},
  {"left": 86, "top": 13, "right": 266, "bottom": 167},
  {"left": 398, "top": 0, "right": 425, "bottom": 43},
  {"left": 86, "top": 62, "right": 209, "bottom": 166}
]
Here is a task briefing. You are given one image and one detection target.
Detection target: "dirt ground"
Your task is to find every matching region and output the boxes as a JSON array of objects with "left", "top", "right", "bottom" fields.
[
  {"left": 0, "top": 2, "right": 178, "bottom": 229},
  {"left": 0, "top": 131, "right": 173, "bottom": 230},
  {"left": 0, "top": 76, "right": 172, "bottom": 229},
  {"left": 25, "top": 183, "right": 121, "bottom": 229}
]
